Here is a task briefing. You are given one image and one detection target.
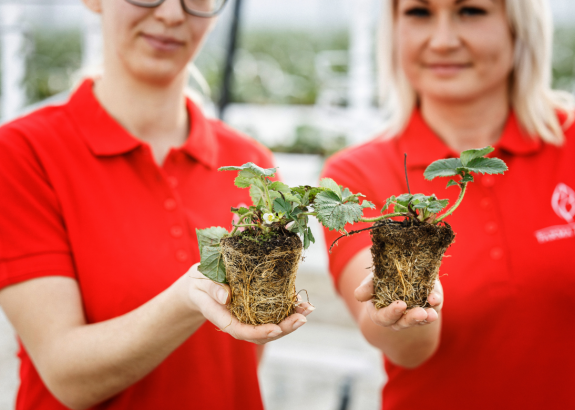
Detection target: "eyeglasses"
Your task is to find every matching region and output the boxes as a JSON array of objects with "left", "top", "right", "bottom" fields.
[{"left": 125, "top": 0, "right": 228, "bottom": 18}]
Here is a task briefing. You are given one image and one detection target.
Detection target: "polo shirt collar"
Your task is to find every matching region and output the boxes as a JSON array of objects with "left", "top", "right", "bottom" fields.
[
  {"left": 67, "top": 79, "right": 218, "bottom": 169},
  {"left": 398, "top": 108, "right": 542, "bottom": 168}
]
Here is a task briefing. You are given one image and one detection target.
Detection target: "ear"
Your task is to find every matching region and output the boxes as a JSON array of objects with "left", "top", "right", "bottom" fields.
[{"left": 82, "top": 0, "right": 102, "bottom": 13}]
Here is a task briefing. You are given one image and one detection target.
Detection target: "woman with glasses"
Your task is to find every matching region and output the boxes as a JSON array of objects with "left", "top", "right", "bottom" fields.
[
  {"left": 0, "top": 1, "right": 312, "bottom": 409},
  {"left": 322, "top": 0, "right": 574, "bottom": 409}
]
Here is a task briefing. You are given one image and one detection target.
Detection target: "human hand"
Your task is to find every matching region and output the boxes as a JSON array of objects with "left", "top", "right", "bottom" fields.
[
  {"left": 354, "top": 273, "right": 443, "bottom": 331},
  {"left": 184, "top": 263, "right": 314, "bottom": 344}
]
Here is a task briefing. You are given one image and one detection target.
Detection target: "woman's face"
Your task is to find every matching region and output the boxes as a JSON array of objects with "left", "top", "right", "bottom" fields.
[
  {"left": 86, "top": 0, "right": 216, "bottom": 85},
  {"left": 395, "top": 0, "right": 514, "bottom": 103}
]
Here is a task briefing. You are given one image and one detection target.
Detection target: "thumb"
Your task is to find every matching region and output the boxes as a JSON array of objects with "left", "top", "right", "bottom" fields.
[
  {"left": 354, "top": 273, "right": 375, "bottom": 302},
  {"left": 188, "top": 263, "right": 231, "bottom": 305}
]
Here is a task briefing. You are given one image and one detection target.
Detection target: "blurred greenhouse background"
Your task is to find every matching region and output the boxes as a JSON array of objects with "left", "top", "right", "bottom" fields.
[{"left": 1, "top": 0, "right": 575, "bottom": 409}]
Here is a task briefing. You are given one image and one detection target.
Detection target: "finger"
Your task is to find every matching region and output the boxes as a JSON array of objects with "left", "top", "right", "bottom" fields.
[
  {"left": 421, "top": 308, "right": 439, "bottom": 324},
  {"left": 427, "top": 291, "right": 442, "bottom": 308},
  {"left": 393, "top": 307, "right": 428, "bottom": 330},
  {"left": 295, "top": 301, "right": 315, "bottom": 317},
  {"left": 354, "top": 273, "right": 375, "bottom": 302},
  {"left": 275, "top": 313, "right": 307, "bottom": 338},
  {"left": 367, "top": 300, "right": 407, "bottom": 327},
  {"left": 198, "top": 292, "right": 283, "bottom": 341}
]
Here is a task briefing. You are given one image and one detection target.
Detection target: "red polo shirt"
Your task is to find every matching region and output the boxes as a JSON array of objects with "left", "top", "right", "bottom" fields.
[
  {"left": 322, "top": 109, "right": 575, "bottom": 410},
  {"left": 0, "top": 79, "right": 269, "bottom": 410}
]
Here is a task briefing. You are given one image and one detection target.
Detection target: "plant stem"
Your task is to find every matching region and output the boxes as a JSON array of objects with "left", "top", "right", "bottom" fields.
[
  {"left": 231, "top": 212, "right": 255, "bottom": 235},
  {"left": 436, "top": 182, "right": 467, "bottom": 222},
  {"left": 301, "top": 212, "right": 317, "bottom": 216},
  {"left": 261, "top": 176, "right": 274, "bottom": 213},
  {"left": 359, "top": 213, "right": 406, "bottom": 223}
]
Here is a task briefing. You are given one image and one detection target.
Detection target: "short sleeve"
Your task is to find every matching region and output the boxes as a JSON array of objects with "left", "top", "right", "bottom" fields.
[
  {"left": 0, "top": 125, "right": 76, "bottom": 290},
  {"left": 320, "top": 153, "right": 380, "bottom": 292}
]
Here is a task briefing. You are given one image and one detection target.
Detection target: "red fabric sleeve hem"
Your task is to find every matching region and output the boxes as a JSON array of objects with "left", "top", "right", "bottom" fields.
[{"left": 0, "top": 252, "right": 76, "bottom": 290}]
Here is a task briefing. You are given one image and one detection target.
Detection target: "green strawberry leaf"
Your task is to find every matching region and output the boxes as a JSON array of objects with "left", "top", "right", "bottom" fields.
[
  {"left": 462, "top": 157, "right": 508, "bottom": 175},
  {"left": 219, "top": 162, "right": 276, "bottom": 178},
  {"left": 315, "top": 191, "right": 363, "bottom": 231},
  {"left": 460, "top": 146, "right": 494, "bottom": 166},
  {"left": 319, "top": 178, "right": 342, "bottom": 200},
  {"left": 446, "top": 179, "right": 459, "bottom": 188},
  {"left": 196, "top": 227, "right": 228, "bottom": 249},
  {"left": 424, "top": 158, "right": 464, "bottom": 180},
  {"left": 198, "top": 245, "right": 227, "bottom": 284}
]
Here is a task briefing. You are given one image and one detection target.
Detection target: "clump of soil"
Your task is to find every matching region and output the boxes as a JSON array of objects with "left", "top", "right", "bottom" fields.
[
  {"left": 370, "top": 219, "right": 455, "bottom": 309},
  {"left": 220, "top": 230, "right": 303, "bottom": 325}
]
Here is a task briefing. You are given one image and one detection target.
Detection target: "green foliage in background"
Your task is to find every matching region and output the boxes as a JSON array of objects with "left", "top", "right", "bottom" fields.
[
  {"left": 553, "top": 27, "right": 575, "bottom": 93},
  {"left": 195, "top": 30, "right": 349, "bottom": 105},
  {"left": 24, "top": 28, "right": 82, "bottom": 104}
]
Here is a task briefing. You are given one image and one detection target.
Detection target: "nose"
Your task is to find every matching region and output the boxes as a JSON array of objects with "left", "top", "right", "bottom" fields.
[
  {"left": 428, "top": 12, "right": 461, "bottom": 52},
  {"left": 154, "top": 0, "right": 186, "bottom": 26}
]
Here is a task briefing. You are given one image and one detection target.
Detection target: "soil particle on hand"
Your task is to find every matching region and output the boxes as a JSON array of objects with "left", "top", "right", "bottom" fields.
[
  {"left": 370, "top": 219, "right": 455, "bottom": 309},
  {"left": 220, "top": 230, "right": 303, "bottom": 325}
]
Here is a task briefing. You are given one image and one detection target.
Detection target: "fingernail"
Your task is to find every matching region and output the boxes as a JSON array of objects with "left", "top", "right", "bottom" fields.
[
  {"left": 303, "top": 306, "right": 316, "bottom": 316},
  {"left": 292, "top": 318, "right": 307, "bottom": 331},
  {"left": 391, "top": 325, "right": 400, "bottom": 331},
  {"left": 216, "top": 288, "right": 228, "bottom": 305},
  {"left": 268, "top": 328, "right": 282, "bottom": 338}
]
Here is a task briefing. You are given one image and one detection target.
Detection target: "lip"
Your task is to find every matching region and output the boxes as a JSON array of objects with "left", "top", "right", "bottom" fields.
[
  {"left": 141, "top": 33, "right": 185, "bottom": 52},
  {"left": 423, "top": 63, "right": 471, "bottom": 76}
]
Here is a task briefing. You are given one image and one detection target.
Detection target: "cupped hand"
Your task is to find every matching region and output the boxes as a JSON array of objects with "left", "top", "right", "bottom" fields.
[
  {"left": 185, "top": 263, "right": 314, "bottom": 344},
  {"left": 354, "top": 273, "right": 443, "bottom": 331}
]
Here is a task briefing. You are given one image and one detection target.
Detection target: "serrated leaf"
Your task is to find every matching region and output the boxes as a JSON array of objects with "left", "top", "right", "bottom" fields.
[
  {"left": 319, "top": 178, "right": 342, "bottom": 200},
  {"left": 446, "top": 179, "right": 459, "bottom": 188},
  {"left": 361, "top": 200, "right": 375, "bottom": 209},
  {"left": 315, "top": 191, "right": 363, "bottom": 231},
  {"left": 424, "top": 158, "right": 464, "bottom": 180},
  {"left": 249, "top": 178, "right": 266, "bottom": 206},
  {"left": 303, "top": 226, "right": 315, "bottom": 250},
  {"left": 198, "top": 245, "right": 227, "bottom": 284},
  {"left": 283, "top": 192, "right": 302, "bottom": 204},
  {"left": 269, "top": 181, "right": 290, "bottom": 193},
  {"left": 426, "top": 199, "right": 449, "bottom": 213},
  {"left": 234, "top": 176, "right": 252, "bottom": 188},
  {"left": 463, "top": 157, "right": 508, "bottom": 175},
  {"left": 460, "top": 146, "right": 494, "bottom": 166},
  {"left": 218, "top": 162, "right": 276, "bottom": 178},
  {"left": 273, "top": 197, "right": 292, "bottom": 214},
  {"left": 196, "top": 227, "right": 229, "bottom": 250}
]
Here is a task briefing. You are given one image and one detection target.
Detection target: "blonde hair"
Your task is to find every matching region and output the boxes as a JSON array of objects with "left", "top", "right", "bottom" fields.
[{"left": 378, "top": 0, "right": 575, "bottom": 144}]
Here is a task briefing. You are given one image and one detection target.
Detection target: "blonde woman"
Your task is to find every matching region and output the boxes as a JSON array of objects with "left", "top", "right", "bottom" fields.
[
  {"left": 0, "top": 1, "right": 312, "bottom": 409},
  {"left": 322, "top": 0, "right": 575, "bottom": 408}
]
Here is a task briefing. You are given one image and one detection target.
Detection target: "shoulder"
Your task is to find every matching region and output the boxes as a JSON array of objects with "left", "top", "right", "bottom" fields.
[
  {"left": 0, "top": 103, "right": 72, "bottom": 153},
  {"left": 208, "top": 118, "right": 274, "bottom": 168}
]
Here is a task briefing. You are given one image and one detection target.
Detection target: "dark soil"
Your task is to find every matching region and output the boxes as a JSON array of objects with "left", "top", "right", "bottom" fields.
[
  {"left": 370, "top": 219, "right": 455, "bottom": 309},
  {"left": 220, "top": 230, "right": 303, "bottom": 325}
]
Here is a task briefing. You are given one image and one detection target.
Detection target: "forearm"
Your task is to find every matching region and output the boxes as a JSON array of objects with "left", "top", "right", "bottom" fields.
[
  {"left": 39, "top": 275, "right": 205, "bottom": 409},
  {"left": 359, "top": 308, "right": 441, "bottom": 368}
]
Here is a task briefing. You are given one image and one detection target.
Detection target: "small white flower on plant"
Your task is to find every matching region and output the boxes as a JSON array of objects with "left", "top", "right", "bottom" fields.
[{"left": 263, "top": 213, "right": 279, "bottom": 224}]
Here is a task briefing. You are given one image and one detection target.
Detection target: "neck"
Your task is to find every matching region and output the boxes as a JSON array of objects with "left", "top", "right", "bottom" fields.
[
  {"left": 93, "top": 64, "right": 189, "bottom": 162},
  {"left": 419, "top": 87, "right": 510, "bottom": 153}
]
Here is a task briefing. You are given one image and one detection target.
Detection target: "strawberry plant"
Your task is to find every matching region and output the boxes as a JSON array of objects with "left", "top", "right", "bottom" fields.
[
  {"left": 330, "top": 147, "right": 508, "bottom": 309},
  {"left": 196, "top": 162, "right": 373, "bottom": 325}
]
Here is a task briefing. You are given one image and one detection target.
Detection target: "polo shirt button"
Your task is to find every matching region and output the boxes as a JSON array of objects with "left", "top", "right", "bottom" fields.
[
  {"left": 480, "top": 198, "right": 492, "bottom": 209},
  {"left": 482, "top": 175, "right": 495, "bottom": 188},
  {"left": 164, "top": 198, "right": 177, "bottom": 211},
  {"left": 490, "top": 247, "right": 503, "bottom": 260},
  {"left": 176, "top": 250, "right": 188, "bottom": 262},
  {"left": 170, "top": 226, "right": 184, "bottom": 238},
  {"left": 167, "top": 176, "right": 178, "bottom": 188},
  {"left": 485, "top": 222, "right": 498, "bottom": 234}
]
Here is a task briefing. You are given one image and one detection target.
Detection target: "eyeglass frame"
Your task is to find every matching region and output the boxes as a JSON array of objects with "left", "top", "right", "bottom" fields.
[{"left": 124, "top": 0, "right": 228, "bottom": 18}]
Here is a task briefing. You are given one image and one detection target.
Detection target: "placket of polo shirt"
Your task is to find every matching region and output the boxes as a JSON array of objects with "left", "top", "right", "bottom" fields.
[
  {"left": 141, "top": 145, "right": 193, "bottom": 265},
  {"left": 476, "top": 172, "right": 515, "bottom": 297}
]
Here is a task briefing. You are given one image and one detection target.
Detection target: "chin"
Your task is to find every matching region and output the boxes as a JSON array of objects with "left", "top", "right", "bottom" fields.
[{"left": 130, "top": 60, "right": 186, "bottom": 87}]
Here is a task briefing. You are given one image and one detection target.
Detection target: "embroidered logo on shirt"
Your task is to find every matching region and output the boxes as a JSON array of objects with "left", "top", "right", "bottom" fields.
[{"left": 534, "top": 183, "right": 575, "bottom": 243}]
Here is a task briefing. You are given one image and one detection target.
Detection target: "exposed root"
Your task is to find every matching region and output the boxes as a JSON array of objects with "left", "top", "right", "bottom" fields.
[
  {"left": 220, "top": 231, "right": 303, "bottom": 325},
  {"left": 371, "top": 219, "right": 455, "bottom": 309}
]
